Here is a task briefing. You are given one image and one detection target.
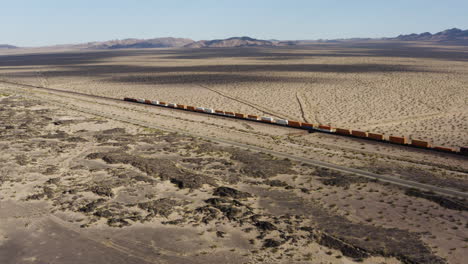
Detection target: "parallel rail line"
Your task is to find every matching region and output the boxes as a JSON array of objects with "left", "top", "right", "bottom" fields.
[{"left": 1, "top": 79, "right": 467, "bottom": 199}]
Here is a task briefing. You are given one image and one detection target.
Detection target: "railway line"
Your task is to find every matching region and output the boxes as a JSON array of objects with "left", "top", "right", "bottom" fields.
[{"left": 1, "top": 79, "right": 467, "bottom": 199}]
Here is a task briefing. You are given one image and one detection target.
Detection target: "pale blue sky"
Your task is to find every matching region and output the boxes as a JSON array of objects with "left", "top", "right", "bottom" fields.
[{"left": 2, "top": 0, "right": 467, "bottom": 47}]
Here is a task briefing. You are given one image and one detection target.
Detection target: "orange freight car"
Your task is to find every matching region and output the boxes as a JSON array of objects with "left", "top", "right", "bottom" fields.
[
  {"left": 389, "top": 136, "right": 408, "bottom": 145},
  {"left": 411, "top": 139, "right": 431, "bottom": 148},
  {"left": 319, "top": 125, "right": 331, "bottom": 130},
  {"left": 336, "top": 128, "right": 351, "bottom": 135},
  {"left": 176, "top": 104, "right": 186, "bottom": 109},
  {"left": 352, "top": 130, "right": 368, "bottom": 138},
  {"left": 215, "top": 110, "right": 224, "bottom": 114},
  {"left": 235, "top": 113, "right": 246, "bottom": 118},
  {"left": 159, "top": 101, "right": 167, "bottom": 105},
  {"left": 301, "top": 122, "right": 314, "bottom": 129},
  {"left": 288, "top": 120, "right": 302, "bottom": 128},
  {"left": 225, "top": 111, "right": 235, "bottom": 116},
  {"left": 248, "top": 115, "right": 259, "bottom": 120},
  {"left": 368, "top": 133, "right": 384, "bottom": 141},
  {"left": 144, "top": 99, "right": 152, "bottom": 104},
  {"left": 433, "top": 146, "right": 455, "bottom": 153},
  {"left": 186, "top": 106, "right": 195, "bottom": 111}
]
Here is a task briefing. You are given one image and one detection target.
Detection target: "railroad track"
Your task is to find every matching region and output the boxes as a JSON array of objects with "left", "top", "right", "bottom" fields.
[{"left": 1, "top": 79, "right": 467, "bottom": 199}]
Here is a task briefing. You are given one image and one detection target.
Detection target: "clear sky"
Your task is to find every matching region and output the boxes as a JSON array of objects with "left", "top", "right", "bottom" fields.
[{"left": 2, "top": 0, "right": 468, "bottom": 47}]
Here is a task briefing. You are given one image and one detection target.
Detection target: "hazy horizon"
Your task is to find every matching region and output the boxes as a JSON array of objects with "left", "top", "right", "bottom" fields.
[{"left": 2, "top": 0, "right": 468, "bottom": 47}]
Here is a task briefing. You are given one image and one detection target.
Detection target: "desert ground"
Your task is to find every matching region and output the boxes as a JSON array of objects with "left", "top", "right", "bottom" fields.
[
  {"left": 0, "top": 42, "right": 467, "bottom": 264},
  {"left": 0, "top": 41, "right": 467, "bottom": 148},
  {"left": 0, "top": 91, "right": 467, "bottom": 264}
]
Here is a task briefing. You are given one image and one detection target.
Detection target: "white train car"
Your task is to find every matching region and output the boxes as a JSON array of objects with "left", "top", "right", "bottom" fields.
[
  {"left": 204, "top": 108, "right": 215, "bottom": 114},
  {"left": 261, "top": 116, "right": 274, "bottom": 123},
  {"left": 275, "top": 119, "right": 288, "bottom": 126}
]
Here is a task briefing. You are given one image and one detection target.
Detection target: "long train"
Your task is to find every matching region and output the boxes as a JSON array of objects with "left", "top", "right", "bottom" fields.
[{"left": 123, "top": 97, "right": 468, "bottom": 156}]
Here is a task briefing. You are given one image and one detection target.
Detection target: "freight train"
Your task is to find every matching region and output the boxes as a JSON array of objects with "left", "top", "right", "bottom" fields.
[{"left": 124, "top": 97, "right": 467, "bottom": 156}]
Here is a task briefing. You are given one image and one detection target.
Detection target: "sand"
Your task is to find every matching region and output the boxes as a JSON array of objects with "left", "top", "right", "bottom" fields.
[
  {"left": 0, "top": 41, "right": 467, "bottom": 148},
  {"left": 1, "top": 42, "right": 467, "bottom": 264},
  {"left": 0, "top": 83, "right": 467, "bottom": 264}
]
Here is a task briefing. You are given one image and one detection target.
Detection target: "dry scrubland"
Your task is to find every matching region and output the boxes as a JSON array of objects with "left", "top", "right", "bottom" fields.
[
  {"left": 1, "top": 42, "right": 467, "bottom": 264},
  {"left": 0, "top": 41, "right": 467, "bottom": 148},
  {"left": 0, "top": 94, "right": 467, "bottom": 264}
]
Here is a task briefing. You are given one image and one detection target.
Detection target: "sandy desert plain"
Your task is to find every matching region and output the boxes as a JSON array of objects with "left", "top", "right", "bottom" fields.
[{"left": 0, "top": 41, "right": 467, "bottom": 264}]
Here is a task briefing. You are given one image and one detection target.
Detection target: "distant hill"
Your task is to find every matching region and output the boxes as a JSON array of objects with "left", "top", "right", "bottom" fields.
[
  {"left": 0, "top": 44, "right": 17, "bottom": 49},
  {"left": 83, "top": 37, "right": 195, "bottom": 49},
  {"left": 4, "top": 28, "right": 468, "bottom": 51},
  {"left": 392, "top": 28, "right": 468, "bottom": 42},
  {"left": 46, "top": 37, "right": 195, "bottom": 50},
  {"left": 184, "top": 37, "right": 293, "bottom": 48}
]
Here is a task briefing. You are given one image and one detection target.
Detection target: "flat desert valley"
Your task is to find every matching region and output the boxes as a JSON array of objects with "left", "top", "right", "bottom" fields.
[
  {"left": 0, "top": 42, "right": 467, "bottom": 264},
  {"left": 1, "top": 41, "right": 467, "bottom": 148}
]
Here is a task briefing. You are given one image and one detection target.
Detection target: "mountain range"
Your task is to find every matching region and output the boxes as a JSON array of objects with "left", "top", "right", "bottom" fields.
[
  {"left": 392, "top": 28, "right": 468, "bottom": 42},
  {"left": 184, "top": 36, "right": 296, "bottom": 48},
  {"left": 86, "top": 37, "right": 194, "bottom": 49},
  {"left": 0, "top": 44, "right": 17, "bottom": 49},
  {"left": 2, "top": 28, "right": 467, "bottom": 50}
]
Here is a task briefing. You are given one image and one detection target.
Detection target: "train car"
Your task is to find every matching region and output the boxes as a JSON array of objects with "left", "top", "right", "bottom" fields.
[
  {"left": 136, "top": 98, "right": 145, "bottom": 103},
  {"left": 276, "top": 119, "right": 288, "bottom": 126},
  {"left": 215, "top": 110, "right": 224, "bottom": 115},
  {"left": 144, "top": 99, "right": 152, "bottom": 104},
  {"left": 336, "top": 128, "right": 351, "bottom": 135},
  {"left": 124, "top": 97, "right": 137, "bottom": 102},
  {"left": 204, "top": 108, "right": 215, "bottom": 114},
  {"left": 235, "top": 113, "right": 246, "bottom": 118},
  {"left": 168, "top": 103, "right": 177, "bottom": 108},
  {"left": 248, "top": 115, "right": 259, "bottom": 120},
  {"left": 225, "top": 111, "right": 235, "bottom": 117},
  {"left": 158, "top": 101, "right": 167, "bottom": 106},
  {"left": 351, "top": 130, "right": 368, "bottom": 138},
  {"left": 288, "top": 120, "right": 302, "bottom": 128},
  {"left": 176, "top": 104, "right": 186, "bottom": 109},
  {"left": 195, "top": 107, "right": 205, "bottom": 112},
  {"left": 389, "top": 136, "right": 408, "bottom": 145},
  {"left": 368, "top": 133, "right": 384, "bottom": 141},
  {"left": 261, "top": 116, "right": 274, "bottom": 123},
  {"left": 433, "top": 146, "right": 456, "bottom": 153},
  {"left": 151, "top": 100, "right": 159, "bottom": 105},
  {"left": 316, "top": 125, "right": 335, "bottom": 132},
  {"left": 301, "top": 122, "right": 314, "bottom": 130},
  {"left": 411, "top": 139, "right": 431, "bottom": 148},
  {"left": 186, "top": 106, "right": 196, "bottom": 111}
]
